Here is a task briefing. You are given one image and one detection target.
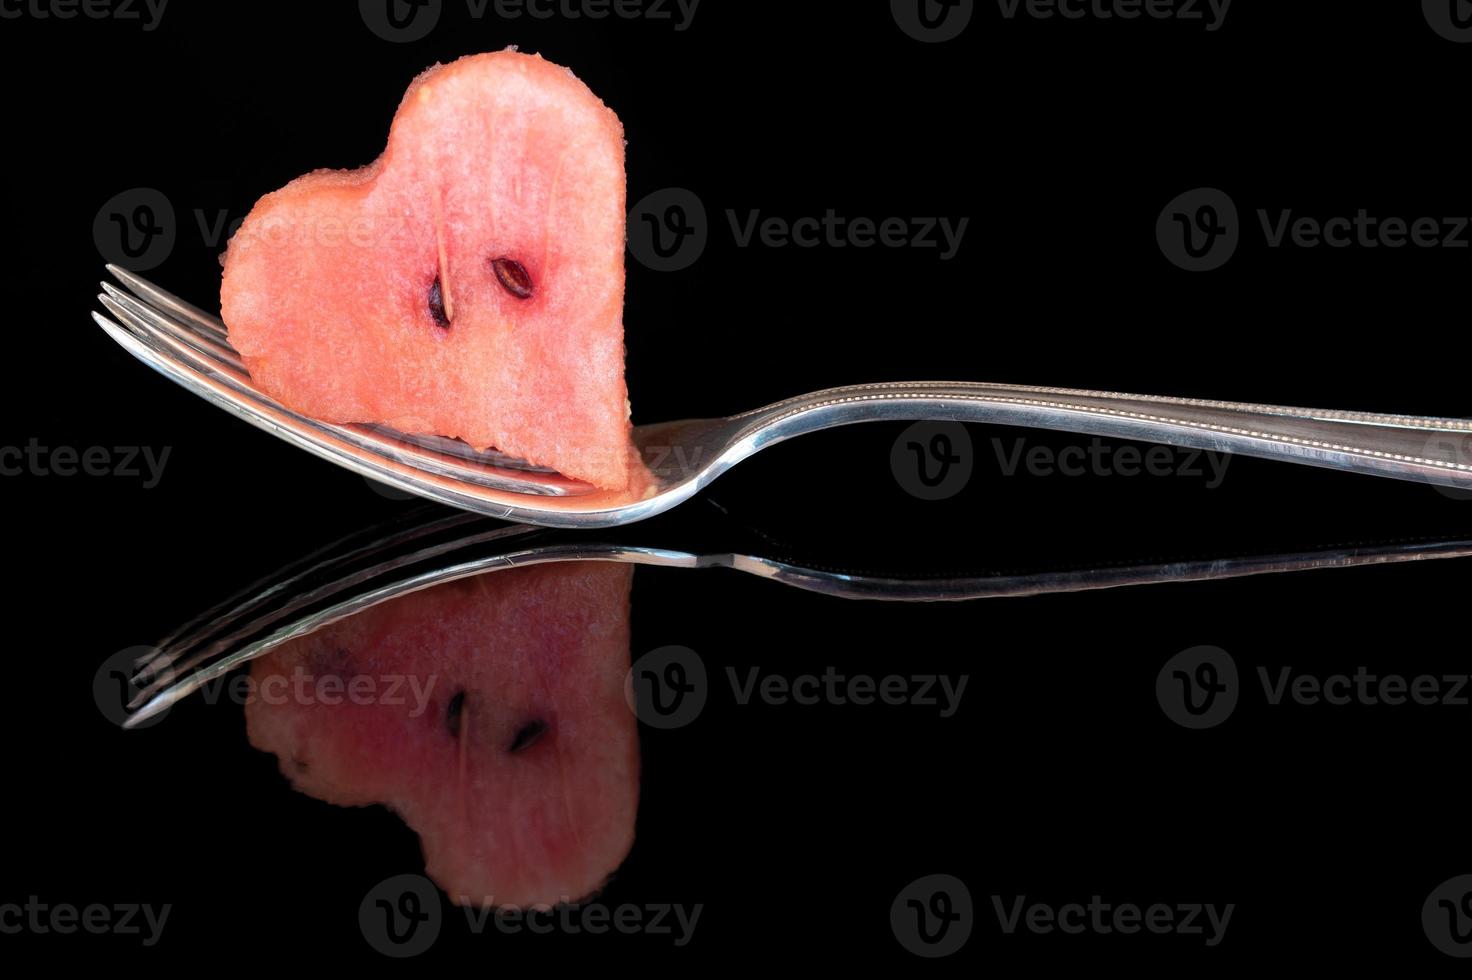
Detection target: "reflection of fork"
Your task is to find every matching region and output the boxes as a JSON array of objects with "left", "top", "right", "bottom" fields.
[
  {"left": 120, "top": 504, "right": 1472, "bottom": 727},
  {"left": 95, "top": 265, "right": 1472, "bottom": 527}
]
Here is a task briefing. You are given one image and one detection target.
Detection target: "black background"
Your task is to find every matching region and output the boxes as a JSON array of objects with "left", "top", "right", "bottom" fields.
[{"left": 4, "top": 0, "right": 1472, "bottom": 967}]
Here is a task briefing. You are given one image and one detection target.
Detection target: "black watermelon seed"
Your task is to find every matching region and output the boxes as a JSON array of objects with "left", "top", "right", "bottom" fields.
[
  {"left": 428, "top": 277, "right": 450, "bottom": 327},
  {"left": 508, "top": 718, "right": 548, "bottom": 753},
  {"left": 490, "top": 256, "right": 533, "bottom": 300},
  {"left": 446, "top": 689, "right": 466, "bottom": 736}
]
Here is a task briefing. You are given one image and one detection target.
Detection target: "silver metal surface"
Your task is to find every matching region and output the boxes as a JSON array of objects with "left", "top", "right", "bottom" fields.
[{"left": 95, "top": 266, "right": 1472, "bottom": 528}]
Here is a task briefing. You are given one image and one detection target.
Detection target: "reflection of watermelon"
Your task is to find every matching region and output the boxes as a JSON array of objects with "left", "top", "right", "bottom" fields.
[
  {"left": 244, "top": 562, "right": 637, "bottom": 907},
  {"left": 221, "top": 50, "right": 634, "bottom": 490}
]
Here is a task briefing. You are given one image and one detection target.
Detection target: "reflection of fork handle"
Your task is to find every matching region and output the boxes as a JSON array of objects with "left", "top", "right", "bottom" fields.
[{"left": 734, "top": 382, "right": 1472, "bottom": 490}]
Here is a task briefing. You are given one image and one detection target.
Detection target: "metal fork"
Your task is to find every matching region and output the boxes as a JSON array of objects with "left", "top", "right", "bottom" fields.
[{"left": 94, "top": 266, "right": 1472, "bottom": 528}]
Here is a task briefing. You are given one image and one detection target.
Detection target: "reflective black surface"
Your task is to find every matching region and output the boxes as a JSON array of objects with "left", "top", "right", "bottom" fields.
[{"left": 6, "top": 2, "right": 1472, "bottom": 968}]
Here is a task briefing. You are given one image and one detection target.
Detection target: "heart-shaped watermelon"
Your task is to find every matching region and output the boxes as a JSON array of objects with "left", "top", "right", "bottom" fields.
[{"left": 221, "top": 50, "right": 635, "bottom": 490}]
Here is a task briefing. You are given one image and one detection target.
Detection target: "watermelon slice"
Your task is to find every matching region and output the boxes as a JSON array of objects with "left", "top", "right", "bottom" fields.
[
  {"left": 221, "top": 50, "right": 635, "bottom": 490},
  {"left": 244, "top": 562, "right": 638, "bottom": 907}
]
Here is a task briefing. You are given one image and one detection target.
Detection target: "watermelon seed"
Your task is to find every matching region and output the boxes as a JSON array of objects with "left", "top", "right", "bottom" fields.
[
  {"left": 490, "top": 257, "right": 533, "bottom": 299},
  {"left": 508, "top": 718, "right": 548, "bottom": 753},
  {"left": 446, "top": 689, "right": 466, "bottom": 735},
  {"left": 428, "top": 277, "right": 451, "bottom": 328}
]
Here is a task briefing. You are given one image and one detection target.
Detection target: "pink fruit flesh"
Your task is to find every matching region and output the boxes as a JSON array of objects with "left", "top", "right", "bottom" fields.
[{"left": 221, "top": 50, "right": 635, "bottom": 490}]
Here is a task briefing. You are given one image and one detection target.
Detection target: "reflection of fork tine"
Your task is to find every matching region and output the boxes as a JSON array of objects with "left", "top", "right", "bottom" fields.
[
  {"left": 124, "top": 535, "right": 649, "bottom": 727},
  {"left": 136, "top": 507, "right": 480, "bottom": 672},
  {"left": 129, "top": 519, "right": 541, "bottom": 708}
]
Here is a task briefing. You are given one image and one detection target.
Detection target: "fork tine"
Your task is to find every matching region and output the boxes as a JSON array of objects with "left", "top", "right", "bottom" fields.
[
  {"left": 111, "top": 269, "right": 576, "bottom": 479},
  {"left": 101, "top": 282, "right": 241, "bottom": 367},
  {"left": 97, "top": 294, "right": 590, "bottom": 497},
  {"left": 106, "top": 281, "right": 559, "bottom": 479},
  {"left": 107, "top": 263, "right": 229, "bottom": 342},
  {"left": 94, "top": 309, "right": 517, "bottom": 508},
  {"left": 99, "top": 271, "right": 595, "bottom": 494},
  {"left": 99, "top": 294, "right": 265, "bottom": 400}
]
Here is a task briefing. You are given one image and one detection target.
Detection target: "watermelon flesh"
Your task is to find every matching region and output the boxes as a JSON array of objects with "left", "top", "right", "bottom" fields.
[
  {"left": 221, "top": 50, "right": 635, "bottom": 490},
  {"left": 244, "top": 562, "right": 638, "bottom": 907}
]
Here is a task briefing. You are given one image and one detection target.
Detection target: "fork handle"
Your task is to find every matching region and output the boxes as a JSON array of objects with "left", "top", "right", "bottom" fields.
[{"left": 733, "top": 382, "right": 1472, "bottom": 489}]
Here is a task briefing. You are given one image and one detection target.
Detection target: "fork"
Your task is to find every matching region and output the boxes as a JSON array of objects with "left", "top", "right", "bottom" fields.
[{"left": 94, "top": 266, "right": 1472, "bottom": 528}]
